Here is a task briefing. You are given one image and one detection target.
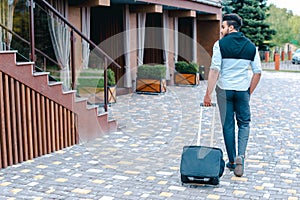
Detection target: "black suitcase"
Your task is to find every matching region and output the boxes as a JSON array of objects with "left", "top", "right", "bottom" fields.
[{"left": 180, "top": 103, "right": 225, "bottom": 185}]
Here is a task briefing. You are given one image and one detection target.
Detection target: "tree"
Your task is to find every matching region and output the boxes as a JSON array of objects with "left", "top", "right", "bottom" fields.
[
  {"left": 222, "top": 0, "right": 276, "bottom": 50},
  {"left": 266, "top": 4, "right": 300, "bottom": 47},
  {"left": 222, "top": 0, "right": 235, "bottom": 14}
]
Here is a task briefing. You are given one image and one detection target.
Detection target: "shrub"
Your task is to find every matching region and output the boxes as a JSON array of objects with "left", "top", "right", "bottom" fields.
[
  {"left": 137, "top": 64, "right": 166, "bottom": 80},
  {"left": 107, "top": 68, "right": 116, "bottom": 86},
  {"left": 175, "top": 61, "right": 199, "bottom": 74},
  {"left": 175, "top": 61, "right": 189, "bottom": 73},
  {"left": 189, "top": 62, "right": 199, "bottom": 73}
]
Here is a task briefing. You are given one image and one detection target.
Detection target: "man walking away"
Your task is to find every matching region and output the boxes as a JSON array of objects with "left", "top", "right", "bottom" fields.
[{"left": 203, "top": 13, "right": 262, "bottom": 177}]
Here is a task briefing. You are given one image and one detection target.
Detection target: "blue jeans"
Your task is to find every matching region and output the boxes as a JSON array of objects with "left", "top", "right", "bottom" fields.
[{"left": 216, "top": 86, "right": 251, "bottom": 163}]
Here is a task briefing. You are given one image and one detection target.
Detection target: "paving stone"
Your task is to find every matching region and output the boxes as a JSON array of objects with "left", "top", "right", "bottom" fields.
[{"left": 0, "top": 71, "right": 300, "bottom": 199}]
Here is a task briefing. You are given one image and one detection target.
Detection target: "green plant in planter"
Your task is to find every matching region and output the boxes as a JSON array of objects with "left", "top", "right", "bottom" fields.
[
  {"left": 107, "top": 68, "right": 116, "bottom": 86},
  {"left": 136, "top": 64, "right": 167, "bottom": 93},
  {"left": 175, "top": 61, "right": 189, "bottom": 73},
  {"left": 175, "top": 61, "right": 199, "bottom": 74},
  {"left": 137, "top": 64, "right": 166, "bottom": 80},
  {"left": 189, "top": 62, "right": 199, "bottom": 73},
  {"left": 77, "top": 68, "right": 117, "bottom": 104},
  {"left": 106, "top": 68, "right": 117, "bottom": 103}
]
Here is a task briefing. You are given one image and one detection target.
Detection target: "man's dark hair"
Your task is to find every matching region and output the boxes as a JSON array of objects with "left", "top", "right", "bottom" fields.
[{"left": 223, "top": 13, "right": 243, "bottom": 31}]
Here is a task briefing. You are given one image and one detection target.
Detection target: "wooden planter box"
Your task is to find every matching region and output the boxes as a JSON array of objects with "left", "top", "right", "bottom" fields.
[
  {"left": 174, "top": 72, "right": 199, "bottom": 85},
  {"left": 136, "top": 78, "right": 166, "bottom": 94},
  {"left": 78, "top": 86, "right": 116, "bottom": 104},
  {"left": 107, "top": 86, "right": 116, "bottom": 103}
]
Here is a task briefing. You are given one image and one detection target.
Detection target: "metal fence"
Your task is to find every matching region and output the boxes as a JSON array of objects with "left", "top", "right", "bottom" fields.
[{"left": 262, "top": 61, "right": 300, "bottom": 71}]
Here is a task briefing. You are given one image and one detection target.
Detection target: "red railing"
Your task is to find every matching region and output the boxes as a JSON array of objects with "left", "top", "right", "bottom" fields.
[{"left": 29, "top": 0, "right": 122, "bottom": 111}]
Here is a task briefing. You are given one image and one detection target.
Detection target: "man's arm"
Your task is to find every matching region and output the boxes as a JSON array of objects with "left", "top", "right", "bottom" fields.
[
  {"left": 249, "top": 73, "right": 261, "bottom": 95},
  {"left": 249, "top": 47, "right": 262, "bottom": 95},
  {"left": 203, "top": 69, "right": 219, "bottom": 106},
  {"left": 203, "top": 41, "right": 221, "bottom": 106}
]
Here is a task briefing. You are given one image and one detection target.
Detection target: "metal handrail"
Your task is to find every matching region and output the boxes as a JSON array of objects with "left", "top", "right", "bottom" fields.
[
  {"left": 1, "top": 0, "right": 120, "bottom": 112},
  {"left": 0, "top": 22, "right": 60, "bottom": 67},
  {"left": 35, "top": 0, "right": 121, "bottom": 111},
  {"left": 37, "top": 0, "right": 122, "bottom": 69}
]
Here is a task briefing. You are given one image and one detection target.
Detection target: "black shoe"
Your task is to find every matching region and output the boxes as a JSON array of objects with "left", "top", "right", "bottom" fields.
[
  {"left": 234, "top": 156, "right": 244, "bottom": 177},
  {"left": 226, "top": 162, "right": 236, "bottom": 171}
]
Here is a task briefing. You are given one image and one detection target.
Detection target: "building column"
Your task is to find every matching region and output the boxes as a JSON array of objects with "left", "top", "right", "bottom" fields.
[{"left": 197, "top": 15, "right": 220, "bottom": 80}]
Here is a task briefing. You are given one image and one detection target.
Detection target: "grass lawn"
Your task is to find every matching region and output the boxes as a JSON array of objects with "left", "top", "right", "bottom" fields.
[{"left": 77, "top": 68, "right": 105, "bottom": 88}]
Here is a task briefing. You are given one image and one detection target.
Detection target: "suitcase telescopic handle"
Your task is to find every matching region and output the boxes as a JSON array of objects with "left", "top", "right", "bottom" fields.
[
  {"left": 197, "top": 103, "right": 216, "bottom": 146},
  {"left": 200, "top": 103, "right": 217, "bottom": 107}
]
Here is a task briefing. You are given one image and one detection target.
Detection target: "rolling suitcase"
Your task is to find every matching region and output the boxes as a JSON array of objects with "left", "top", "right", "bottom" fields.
[{"left": 180, "top": 103, "right": 225, "bottom": 185}]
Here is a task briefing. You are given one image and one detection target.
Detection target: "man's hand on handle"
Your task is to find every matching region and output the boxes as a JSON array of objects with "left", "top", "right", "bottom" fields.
[
  {"left": 203, "top": 94, "right": 212, "bottom": 107},
  {"left": 203, "top": 69, "right": 219, "bottom": 107}
]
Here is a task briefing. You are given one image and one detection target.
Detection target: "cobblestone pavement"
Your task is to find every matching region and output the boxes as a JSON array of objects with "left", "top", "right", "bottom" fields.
[{"left": 0, "top": 71, "right": 300, "bottom": 200}]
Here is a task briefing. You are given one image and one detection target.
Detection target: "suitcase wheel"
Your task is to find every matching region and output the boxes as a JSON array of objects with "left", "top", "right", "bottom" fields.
[
  {"left": 181, "top": 174, "right": 189, "bottom": 183},
  {"left": 210, "top": 177, "right": 220, "bottom": 185},
  {"left": 181, "top": 174, "right": 220, "bottom": 185}
]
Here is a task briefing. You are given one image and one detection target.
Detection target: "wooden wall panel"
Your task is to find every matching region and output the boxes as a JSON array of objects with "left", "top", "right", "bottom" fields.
[
  {"left": 46, "top": 98, "right": 51, "bottom": 154},
  {"left": 41, "top": 96, "right": 47, "bottom": 155},
  {"left": 72, "top": 112, "right": 76, "bottom": 145},
  {"left": 21, "top": 84, "right": 28, "bottom": 161},
  {"left": 10, "top": 78, "right": 18, "bottom": 164},
  {"left": 0, "top": 70, "right": 78, "bottom": 169},
  {"left": 31, "top": 90, "right": 38, "bottom": 158},
  {"left": 36, "top": 93, "right": 42, "bottom": 157},
  {"left": 50, "top": 101, "right": 55, "bottom": 152},
  {"left": 63, "top": 108, "right": 71, "bottom": 147},
  {"left": 59, "top": 106, "right": 64, "bottom": 149},
  {"left": 4, "top": 74, "right": 13, "bottom": 166},
  {"left": 0, "top": 72, "right": 7, "bottom": 168},
  {"left": 26, "top": 87, "right": 33, "bottom": 160},
  {"left": 15, "top": 81, "right": 23, "bottom": 163},
  {"left": 55, "top": 103, "right": 59, "bottom": 150}
]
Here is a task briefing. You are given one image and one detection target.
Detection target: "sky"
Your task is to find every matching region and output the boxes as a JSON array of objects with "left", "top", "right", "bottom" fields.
[{"left": 267, "top": 0, "right": 300, "bottom": 16}]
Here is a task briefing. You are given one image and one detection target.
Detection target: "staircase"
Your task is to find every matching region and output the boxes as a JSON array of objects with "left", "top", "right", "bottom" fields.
[{"left": 0, "top": 51, "right": 117, "bottom": 168}]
